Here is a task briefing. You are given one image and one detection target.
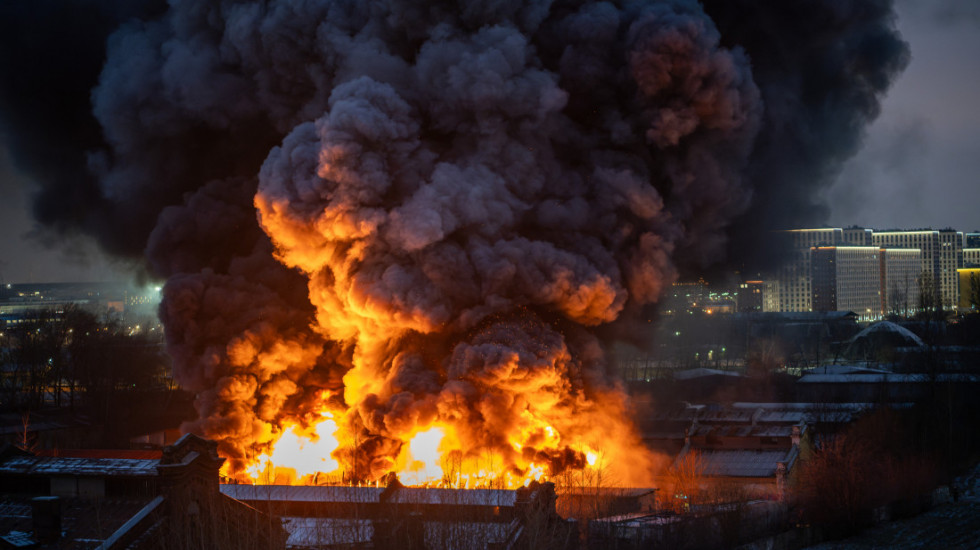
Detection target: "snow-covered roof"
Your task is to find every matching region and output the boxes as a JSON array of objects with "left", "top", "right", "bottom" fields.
[
  {"left": 386, "top": 487, "right": 517, "bottom": 507},
  {"left": 804, "top": 364, "right": 892, "bottom": 375},
  {"left": 849, "top": 321, "right": 925, "bottom": 347},
  {"left": 0, "top": 455, "right": 159, "bottom": 477},
  {"left": 798, "top": 373, "right": 980, "bottom": 384},
  {"left": 221, "top": 484, "right": 383, "bottom": 504},
  {"left": 673, "top": 368, "right": 743, "bottom": 381},
  {"left": 698, "top": 449, "right": 793, "bottom": 478},
  {"left": 222, "top": 484, "right": 519, "bottom": 507}
]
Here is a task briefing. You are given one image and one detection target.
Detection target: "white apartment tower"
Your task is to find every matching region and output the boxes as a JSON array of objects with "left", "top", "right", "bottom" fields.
[
  {"left": 938, "top": 229, "right": 964, "bottom": 309},
  {"left": 842, "top": 227, "right": 873, "bottom": 246},
  {"left": 871, "top": 229, "right": 963, "bottom": 310},
  {"left": 811, "top": 246, "right": 883, "bottom": 321},
  {"left": 763, "top": 229, "right": 845, "bottom": 313},
  {"left": 872, "top": 230, "right": 940, "bottom": 307},
  {"left": 964, "top": 248, "right": 980, "bottom": 267},
  {"left": 764, "top": 248, "right": 814, "bottom": 313},
  {"left": 881, "top": 248, "right": 922, "bottom": 317}
]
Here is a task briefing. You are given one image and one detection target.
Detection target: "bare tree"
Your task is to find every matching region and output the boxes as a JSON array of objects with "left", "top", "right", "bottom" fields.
[{"left": 969, "top": 272, "right": 980, "bottom": 312}]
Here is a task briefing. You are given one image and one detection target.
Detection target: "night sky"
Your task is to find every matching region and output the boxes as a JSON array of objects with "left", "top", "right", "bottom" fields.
[{"left": 0, "top": 0, "right": 975, "bottom": 284}]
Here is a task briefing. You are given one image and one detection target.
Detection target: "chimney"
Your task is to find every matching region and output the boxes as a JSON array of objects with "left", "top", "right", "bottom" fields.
[
  {"left": 32, "top": 496, "right": 61, "bottom": 544},
  {"left": 775, "top": 462, "right": 788, "bottom": 501}
]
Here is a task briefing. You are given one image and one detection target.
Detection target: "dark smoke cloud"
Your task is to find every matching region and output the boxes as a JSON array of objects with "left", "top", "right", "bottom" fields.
[
  {"left": 0, "top": 0, "right": 907, "bottom": 481},
  {"left": 699, "top": 0, "right": 910, "bottom": 271}
]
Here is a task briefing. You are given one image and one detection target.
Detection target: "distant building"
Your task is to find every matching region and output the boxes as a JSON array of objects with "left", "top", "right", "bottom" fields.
[
  {"left": 785, "top": 228, "right": 843, "bottom": 248},
  {"left": 763, "top": 248, "right": 813, "bottom": 314},
  {"left": 842, "top": 227, "right": 873, "bottom": 246},
  {"left": 764, "top": 227, "right": 968, "bottom": 317},
  {"left": 810, "top": 246, "right": 882, "bottom": 321},
  {"left": 939, "top": 229, "right": 964, "bottom": 309},
  {"left": 958, "top": 268, "right": 980, "bottom": 310},
  {"left": 871, "top": 229, "right": 963, "bottom": 310},
  {"left": 964, "top": 248, "right": 980, "bottom": 268},
  {"left": 881, "top": 248, "right": 922, "bottom": 317},
  {"left": 737, "top": 280, "right": 763, "bottom": 313},
  {"left": 965, "top": 232, "right": 980, "bottom": 248}
]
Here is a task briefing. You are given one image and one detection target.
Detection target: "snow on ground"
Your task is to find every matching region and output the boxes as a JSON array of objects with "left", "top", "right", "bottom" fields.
[{"left": 804, "top": 463, "right": 980, "bottom": 549}]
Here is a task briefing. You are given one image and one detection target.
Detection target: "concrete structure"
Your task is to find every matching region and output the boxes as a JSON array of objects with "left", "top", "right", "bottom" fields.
[
  {"left": 785, "top": 228, "right": 843, "bottom": 248},
  {"left": 881, "top": 248, "right": 922, "bottom": 317},
  {"left": 842, "top": 227, "right": 873, "bottom": 246},
  {"left": 737, "top": 280, "right": 763, "bottom": 313},
  {"left": 871, "top": 230, "right": 955, "bottom": 309},
  {"left": 222, "top": 481, "right": 572, "bottom": 549},
  {"left": 938, "top": 229, "right": 964, "bottom": 310},
  {"left": 958, "top": 268, "right": 980, "bottom": 311},
  {"left": 964, "top": 248, "right": 980, "bottom": 268},
  {"left": 810, "top": 247, "right": 882, "bottom": 321},
  {"left": 765, "top": 227, "right": 969, "bottom": 316},
  {"left": 763, "top": 249, "right": 813, "bottom": 314}
]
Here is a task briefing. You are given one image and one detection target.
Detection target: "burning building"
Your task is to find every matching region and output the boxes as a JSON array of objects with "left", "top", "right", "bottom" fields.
[{"left": 0, "top": 0, "right": 909, "bottom": 490}]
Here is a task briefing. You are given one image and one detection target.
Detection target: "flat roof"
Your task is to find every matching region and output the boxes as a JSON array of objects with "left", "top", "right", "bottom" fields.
[{"left": 0, "top": 456, "right": 159, "bottom": 477}]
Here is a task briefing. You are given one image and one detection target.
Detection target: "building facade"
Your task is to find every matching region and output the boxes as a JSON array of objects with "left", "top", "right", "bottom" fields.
[
  {"left": 964, "top": 248, "right": 980, "bottom": 268},
  {"left": 881, "top": 248, "right": 922, "bottom": 317},
  {"left": 764, "top": 248, "right": 813, "bottom": 313},
  {"left": 938, "top": 229, "right": 964, "bottom": 309},
  {"left": 810, "top": 247, "right": 883, "bottom": 321}
]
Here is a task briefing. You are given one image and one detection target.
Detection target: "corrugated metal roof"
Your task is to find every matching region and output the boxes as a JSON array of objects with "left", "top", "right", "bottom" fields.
[
  {"left": 0, "top": 456, "right": 159, "bottom": 477},
  {"left": 750, "top": 426, "right": 794, "bottom": 438},
  {"left": 387, "top": 487, "right": 517, "bottom": 506},
  {"left": 756, "top": 410, "right": 806, "bottom": 424},
  {"left": 699, "top": 450, "right": 789, "bottom": 478},
  {"left": 221, "top": 484, "right": 383, "bottom": 503},
  {"left": 222, "top": 485, "right": 520, "bottom": 507},
  {"left": 35, "top": 449, "right": 163, "bottom": 460},
  {"left": 797, "top": 373, "right": 980, "bottom": 383}
]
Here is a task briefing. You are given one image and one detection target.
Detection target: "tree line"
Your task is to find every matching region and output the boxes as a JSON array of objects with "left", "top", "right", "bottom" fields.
[{"left": 0, "top": 305, "right": 171, "bottom": 415}]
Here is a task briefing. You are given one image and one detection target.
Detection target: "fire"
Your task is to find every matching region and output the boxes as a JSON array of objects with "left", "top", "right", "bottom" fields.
[
  {"left": 225, "top": 409, "right": 625, "bottom": 489},
  {"left": 240, "top": 413, "right": 343, "bottom": 484}
]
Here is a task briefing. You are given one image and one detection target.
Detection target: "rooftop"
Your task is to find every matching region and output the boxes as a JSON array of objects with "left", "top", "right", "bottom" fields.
[{"left": 0, "top": 455, "right": 159, "bottom": 477}]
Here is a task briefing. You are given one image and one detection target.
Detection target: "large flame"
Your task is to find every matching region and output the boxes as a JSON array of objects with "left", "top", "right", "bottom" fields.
[{"left": 227, "top": 407, "right": 617, "bottom": 489}]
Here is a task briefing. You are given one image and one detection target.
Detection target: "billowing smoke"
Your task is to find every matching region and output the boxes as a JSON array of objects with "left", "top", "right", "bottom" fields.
[{"left": 0, "top": 0, "right": 908, "bottom": 483}]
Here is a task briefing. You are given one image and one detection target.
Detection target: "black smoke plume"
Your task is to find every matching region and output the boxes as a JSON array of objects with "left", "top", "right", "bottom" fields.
[{"left": 0, "top": 0, "right": 908, "bottom": 481}]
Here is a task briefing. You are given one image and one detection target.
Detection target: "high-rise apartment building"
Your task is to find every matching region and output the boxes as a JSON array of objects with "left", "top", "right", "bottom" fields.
[
  {"left": 737, "top": 280, "right": 764, "bottom": 312},
  {"left": 763, "top": 229, "right": 845, "bottom": 314},
  {"left": 811, "top": 246, "right": 883, "bottom": 321},
  {"left": 760, "top": 227, "right": 970, "bottom": 317},
  {"left": 842, "top": 227, "right": 873, "bottom": 246},
  {"left": 872, "top": 230, "right": 940, "bottom": 307},
  {"left": 938, "top": 229, "right": 964, "bottom": 309},
  {"left": 786, "top": 228, "right": 843, "bottom": 248},
  {"left": 964, "top": 248, "right": 980, "bottom": 268},
  {"left": 763, "top": 248, "right": 813, "bottom": 313},
  {"left": 959, "top": 268, "right": 980, "bottom": 310},
  {"left": 881, "top": 248, "right": 921, "bottom": 317}
]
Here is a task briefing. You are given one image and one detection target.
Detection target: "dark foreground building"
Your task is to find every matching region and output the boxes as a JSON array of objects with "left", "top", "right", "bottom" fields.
[
  {"left": 0, "top": 434, "right": 285, "bottom": 549},
  {"left": 0, "top": 435, "right": 572, "bottom": 550}
]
